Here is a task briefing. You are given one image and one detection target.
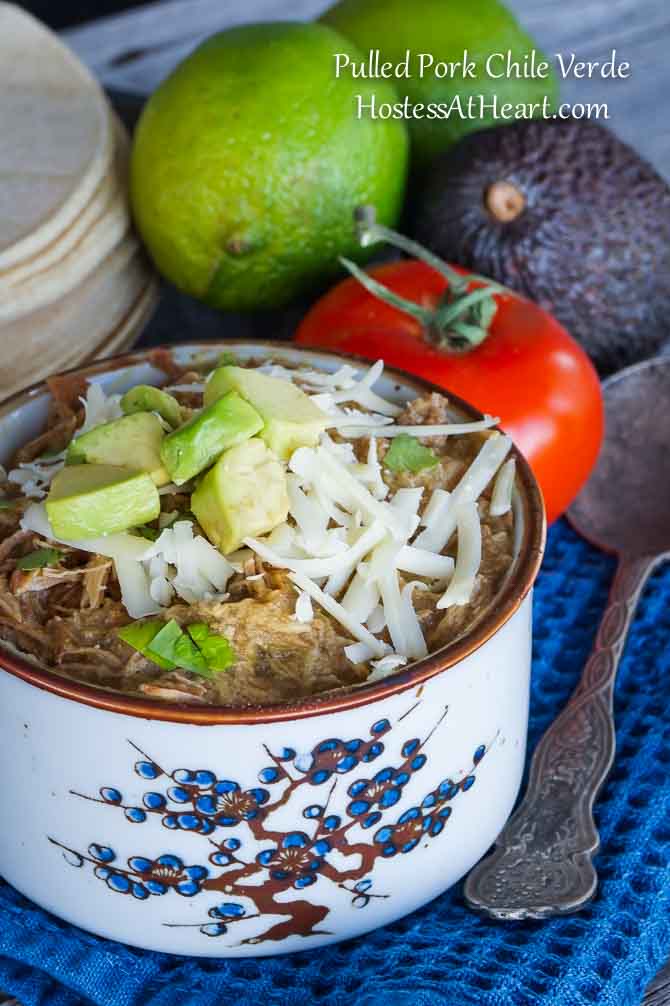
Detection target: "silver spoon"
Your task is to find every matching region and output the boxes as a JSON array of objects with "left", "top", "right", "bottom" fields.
[{"left": 464, "top": 355, "right": 670, "bottom": 920}]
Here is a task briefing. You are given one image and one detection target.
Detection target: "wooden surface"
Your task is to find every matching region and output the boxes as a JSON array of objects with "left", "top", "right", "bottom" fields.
[{"left": 2, "top": 1, "right": 669, "bottom": 1003}]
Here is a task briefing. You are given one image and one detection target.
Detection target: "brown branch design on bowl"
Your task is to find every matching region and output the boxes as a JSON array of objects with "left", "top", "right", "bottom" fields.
[{"left": 48, "top": 703, "right": 491, "bottom": 944}]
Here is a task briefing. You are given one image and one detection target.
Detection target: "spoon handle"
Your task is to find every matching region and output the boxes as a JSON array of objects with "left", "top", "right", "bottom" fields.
[{"left": 464, "top": 553, "right": 658, "bottom": 920}]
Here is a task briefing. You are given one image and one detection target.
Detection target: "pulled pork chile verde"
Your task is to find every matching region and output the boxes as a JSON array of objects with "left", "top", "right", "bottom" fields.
[{"left": 0, "top": 355, "right": 515, "bottom": 706}]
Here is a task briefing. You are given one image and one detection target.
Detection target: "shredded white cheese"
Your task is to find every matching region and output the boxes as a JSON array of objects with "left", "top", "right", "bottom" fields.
[
  {"left": 390, "top": 487, "right": 424, "bottom": 517},
  {"left": 396, "top": 546, "right": 455, "bottom": 580},
  {"left": 421, "top": 488, "right": 450, "bottom": 526},
  {"left": 147, "top": 555, "right": 175, "bottom": 607},
  {"left": 315, "top": 449, "right": 410, "bottom": 541},
  {"left": 366, "top": 604, "right": 386, "bottom": 634},
  {"left": 286, "top": 476, "right": 333, "bottom": 556},
  {"left": 259, "top": 363, "right": 358, "bottom": 392},
  {"left": 323, "top": 526, "right": 381, "bottom": 597},
  {"left": 143, "top": 521, "right": 234, "bottom": 605},
  {"left": 359, "top": 437, "right": 388, "bottom": 501},
  {"left": 78, "top": 382, "right": 123, "bottom": 435},
  {"left": 226, "top": 547, "right": 254, "bottom": 570},
  {"left": 436, "top": 502, "right": 482, "bottom": 609},
  {"left": 341, "top": 566, "right": 380, "bottom": 623},
  {"left": 320, "top": 433, "right": 357, "bottom": 466},
  {"left": 292, "top": 591, "right": 314, "bottom": 624},
  {"left": 288, "top": 571, "right": 388, "bottom": 657},
  {"left": 367, "top": 654, "right": 408, "bottom": 681},
  {"left": 400, "top": 580, "right": 429, "bottom": 659},
  {"left": 327, "top": 360, "right": 402, "bottom": 418},
  {"left": 297, "top": 364, "right": 359, "bottom": 390},
  {"left": 245, "top": 521, "right": 386, "bottom": 581},
  {"left": 363, "top": 535, "right": 403, "bottom": 585},
  {"left": 8, "top": 454, "right": 65, "bottom": 499},
  {"left": 325, "top": 411, "right": 393, "bottom": 431},
  {"left": 414, "top": 433, "right": 512, "bottom": 553},
  {"left": 115, "top": 557, "right": 160, "bottom": 619},
  {"left": 344, "top": 641, "right": 375, "bottom": 665},
  {"left": 23, "top": 508, "right": 236, "bottom": 613},
  {"left": 342, "top": 417, "right": 499, "bottom": 439},
  {"left": 490, "top": 458, "right": 516, "bottom": 517},
  {"left": 149, "top": 574, "right": 175, "bottom": 608},
  {"left": 308, "top": 392, "right": 337, "bottom": 414},
  {"left": 377, "top": 564, "right": 427, "bottom": 660}
]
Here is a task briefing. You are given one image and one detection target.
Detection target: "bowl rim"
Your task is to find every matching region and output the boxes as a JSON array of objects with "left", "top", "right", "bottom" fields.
[{"left": 0, "top": 340, "right": 546, "bottom": 724}]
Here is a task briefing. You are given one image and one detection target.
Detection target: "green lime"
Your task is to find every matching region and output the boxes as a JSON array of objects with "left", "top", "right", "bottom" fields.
[
  {"left": 130, "top": 22, "right": 408, "bottom": 311},
  {"left": 321, "top": 0, "right": 559, "bottom": 166}
]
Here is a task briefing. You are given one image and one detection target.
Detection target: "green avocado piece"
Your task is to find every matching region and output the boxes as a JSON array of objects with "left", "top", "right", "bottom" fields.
[
  {"left": 204, "top": 366, "right": 329, "bottom": 459},
  {"left": 46, "top": 465, "right": 160, "bottom": 539},
  {"left": 191, "top": 437, "right": 289, "bottom": 553},
  {"left": 160, "top": 390, "right": 263, "bottom": 486},
  {"left": 121, "top": 385, "right": 183, "bottom": 429},
  {"left": 66, "top": 412, "right": 170, "bottom": 486}
]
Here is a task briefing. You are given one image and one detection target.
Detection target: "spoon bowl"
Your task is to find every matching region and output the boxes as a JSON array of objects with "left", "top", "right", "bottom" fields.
[{"left": 569, "top": 356, "right": 670, "bottom": 557}]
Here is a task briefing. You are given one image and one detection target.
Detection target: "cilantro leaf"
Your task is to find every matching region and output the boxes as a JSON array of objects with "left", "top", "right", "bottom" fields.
[
  {"left": 187, "top": 622, "right": 235, "bottom": 672},
  {"left": 117, "top": 619, "right": 235, "bottom": 678},
  {"left": 173, "top": 633, "right": 211, "bottom": 677},
  {"left": 218, "top": 352, "right": 238, "bottom": 366},
  {"left": 147, "top": 620, "right": 209, "bottom": 676},
  {"left": 15, "top": 547, "right": 62, "bottom": 571},
  {"left": 117, "top": 620, "right": 175, "bottom": 670},
  {"left": 186, "top": 622, "right": 210, "bottom": 646},
  {"left": 384, "top": 434, "right": 439, "bottom": 474},
  {"left": 200, "top": 635, "right": 236, "bottom": 672}
]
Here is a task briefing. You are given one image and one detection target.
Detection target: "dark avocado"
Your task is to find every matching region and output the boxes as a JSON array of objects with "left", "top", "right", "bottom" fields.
[{"left": 410, "top": 119, "right": 670, "bottom": 374}]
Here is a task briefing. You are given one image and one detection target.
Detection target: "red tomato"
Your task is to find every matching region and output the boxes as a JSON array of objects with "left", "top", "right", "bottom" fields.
[{"left": 295, "top": 260, "right": 603, "bottom": 523}]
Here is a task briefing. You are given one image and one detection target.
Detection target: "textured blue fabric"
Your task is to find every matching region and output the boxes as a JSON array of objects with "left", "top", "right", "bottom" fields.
[{"left": 1, "top": 519, "right": 669, "bottom": 1006}]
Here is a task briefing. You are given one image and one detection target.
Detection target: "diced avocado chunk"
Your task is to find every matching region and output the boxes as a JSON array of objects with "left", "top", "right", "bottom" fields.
[
  {"left": 191, "top": 438, "right": 289, "bottom": 553},
  {"left": 121, "top": 385, "right": 183, "bottom": 429},
  {"left": 46, "top": 465, "right": 160, "bottom": 539},
  {"left": 204, "top": 366, "right": 329, "bottom": 460},
  {"left": 160, "top": 391, "right": 263, "bottom": 486},
  {"left": 66, "top": 412, "right": 169, "bottom": 486}
]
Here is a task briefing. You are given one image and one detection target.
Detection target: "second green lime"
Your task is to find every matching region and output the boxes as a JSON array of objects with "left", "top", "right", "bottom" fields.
[
  {"left": 321, "top": 0, "right": 559, "bottom": 167},
  {"left": 130, "top": 22, "right": 409, "bottom": 311}
]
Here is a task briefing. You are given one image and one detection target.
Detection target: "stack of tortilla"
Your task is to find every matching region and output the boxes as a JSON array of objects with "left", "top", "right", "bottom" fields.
[{"left": 0, "top": 3, "right": 158, "bottom": 401}]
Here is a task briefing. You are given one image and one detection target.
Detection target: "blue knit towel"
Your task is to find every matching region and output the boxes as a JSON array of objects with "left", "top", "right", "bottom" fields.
[{"left": 1, "top": 520, "right": 669, "bottom": 1006}]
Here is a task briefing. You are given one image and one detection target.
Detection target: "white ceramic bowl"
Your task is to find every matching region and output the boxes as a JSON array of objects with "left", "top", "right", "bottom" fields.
[{"left": 0, "top": 343, "right": 545, "bottom": 956}]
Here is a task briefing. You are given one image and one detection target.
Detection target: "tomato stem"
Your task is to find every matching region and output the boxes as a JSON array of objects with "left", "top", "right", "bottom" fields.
[
  {"left": 338, "top": 257, "right": 434, "bottom": 326},
  {"left": 436, "top": 286, "right": 496, "bottom": 321},
  {"left": 353, "top": 205, "right": 470, "bottom": 293},
  {"left": 340, "top": 206, "right": 506, "bottom": 352}
]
